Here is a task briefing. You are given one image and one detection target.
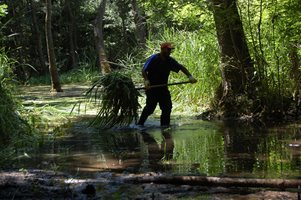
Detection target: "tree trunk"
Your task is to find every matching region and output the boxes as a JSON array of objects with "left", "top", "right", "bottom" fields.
[
  {"left": 28, "top": 0, "right": 47, "bottom": 75},
  {"left": 64, "top": 0, "right": 78, "bottom": 70},
  {"left": 210, "top": 0, "right": 255, "bottom": 117},
  {"left": 45, "top": 0, "right": 63, "bottom": 92},
  {"left": 130, "top": 0, "right": 147, "bottom": 47},
  {"left": 94, "top": 0, "right": 111, "bottom": 74},
  {"left": 125, "top": 175, "right": 301, "bottom": 189},
  {"left": 289, "top": 42, "right": 301, "bottom": 113},
  {"left": 288, "top": 43, "right": 300, "bottom": 85}
]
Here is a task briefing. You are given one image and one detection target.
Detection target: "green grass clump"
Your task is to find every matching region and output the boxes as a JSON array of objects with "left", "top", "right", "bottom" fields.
[
  {"left": 0, "top": 83, "right": 29, "bottom": 143},
  {"left": 0, "top": 51, "right": 40, "bottom": 167},
  {"left": 86, "top": 70, "right": 141, "bottom": 128},
  {"left": 0, "top": 51, "right": 33, "bottom": 145}
]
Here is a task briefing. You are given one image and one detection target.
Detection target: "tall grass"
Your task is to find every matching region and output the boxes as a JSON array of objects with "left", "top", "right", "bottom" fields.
[
  {"left": 163, "top": 29, "right": 220, "bottom": 113},
  {"left": 237, "top": 0, "right": 301, "bottom": 117},
  {"left": 121, "top": 28, "right": 221, "bottom": 115},
  {"left": 0, "top": 50, "right": 39, "bottom": 167},
  {"left": 0, "top": 51, "right": 30, "bottom": 141}
]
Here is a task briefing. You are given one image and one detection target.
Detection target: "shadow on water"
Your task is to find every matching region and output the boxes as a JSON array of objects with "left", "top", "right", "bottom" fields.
[{"left": 12, "top": 117, "right": 301, "bottom": 179}]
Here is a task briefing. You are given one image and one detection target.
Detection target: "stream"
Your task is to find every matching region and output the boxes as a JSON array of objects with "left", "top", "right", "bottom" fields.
[
  {"left": 2, "top": 85, "right": 301, "bottom": 199},
  {"left": 11, "top": 119, "right": 301, "bottom": 180},
  {"left": 3, "top": 118, "right": 301, "bottom": 199}
]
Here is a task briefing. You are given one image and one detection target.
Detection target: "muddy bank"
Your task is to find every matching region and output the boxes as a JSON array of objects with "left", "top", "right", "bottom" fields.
[{"left": 0, "top": 169, "right": 299, "bottom": 200}]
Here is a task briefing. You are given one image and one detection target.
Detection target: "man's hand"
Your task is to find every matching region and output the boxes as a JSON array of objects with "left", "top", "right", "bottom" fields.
[
  {"left": 144, "top": 79, "right": 151, "bottom": 90},
  {"left": 188, "top": 75, "right": 197, "bottom": 83}
]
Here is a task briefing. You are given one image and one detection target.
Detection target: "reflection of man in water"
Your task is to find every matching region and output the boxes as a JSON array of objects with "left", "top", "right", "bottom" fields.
[{"left": 140, "top": 130, "right": 174, "bottom": 171}]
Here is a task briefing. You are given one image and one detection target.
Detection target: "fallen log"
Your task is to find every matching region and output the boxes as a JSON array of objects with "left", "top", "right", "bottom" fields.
[{"left": 124, "top": 175, "right": 301, "bottom": 189}]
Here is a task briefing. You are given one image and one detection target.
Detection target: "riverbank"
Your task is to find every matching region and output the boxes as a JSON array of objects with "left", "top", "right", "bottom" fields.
[{"left": 0, "top": 169, "right": 298, "bottom": 199}]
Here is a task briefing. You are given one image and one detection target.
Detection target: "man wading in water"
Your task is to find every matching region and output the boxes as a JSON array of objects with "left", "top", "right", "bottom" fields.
[{"left": 137, "top": 42, "right": 197, "bottom": 127}]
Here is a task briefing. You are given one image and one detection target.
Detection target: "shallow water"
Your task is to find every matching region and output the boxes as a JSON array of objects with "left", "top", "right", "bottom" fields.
[
  {"left": 13, "top": 117, "right": 301, "bottom": 180},
  {"left": 8, "top": 85, "right": 301, "bottom": 199}
]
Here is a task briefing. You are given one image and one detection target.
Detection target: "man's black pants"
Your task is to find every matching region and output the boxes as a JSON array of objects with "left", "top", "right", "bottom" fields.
[{"left": 137, "top": 88, "right": 172, "bottom": 126}]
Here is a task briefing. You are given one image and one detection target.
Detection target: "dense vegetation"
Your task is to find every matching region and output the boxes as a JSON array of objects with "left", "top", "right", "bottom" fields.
[
  {"left": 0, "top": 49, "right": 39, "bottom": 165},
  {"left": 0, "top": 0, "right": 300, "bottom": 153}
]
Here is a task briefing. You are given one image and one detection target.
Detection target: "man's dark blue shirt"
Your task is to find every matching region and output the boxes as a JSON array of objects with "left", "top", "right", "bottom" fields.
[{"left": 143, "top": 53, "right": 182, "bottom": 86}]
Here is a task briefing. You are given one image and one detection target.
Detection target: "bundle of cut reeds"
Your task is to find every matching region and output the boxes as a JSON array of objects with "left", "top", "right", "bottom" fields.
[{"left": 85, "top": 71, "right": 141, "bottom": 128}]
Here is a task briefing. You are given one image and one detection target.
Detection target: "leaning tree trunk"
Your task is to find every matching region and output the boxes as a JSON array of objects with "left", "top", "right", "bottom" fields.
[
  {"left": 45, "top": 0, "right": 63, "bottom": 92},
  {"left": 131, "top": 0, "right": 147, "bottom": 48},
  {"left": 94, "top": 0, "right": 111, "bottom": 74},
  {"left": 210, "top": 0, "right": 255, "bottom": 117}
]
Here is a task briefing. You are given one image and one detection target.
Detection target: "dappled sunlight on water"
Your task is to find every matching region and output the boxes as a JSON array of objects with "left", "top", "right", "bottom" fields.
[{"left": 12, "top": 117, "right": 301, "bottom": 180}]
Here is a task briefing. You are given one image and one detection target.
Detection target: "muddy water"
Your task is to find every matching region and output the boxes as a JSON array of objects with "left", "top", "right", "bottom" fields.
[{"left": 12, "top": 117, "right": 301, "bottom": 180}]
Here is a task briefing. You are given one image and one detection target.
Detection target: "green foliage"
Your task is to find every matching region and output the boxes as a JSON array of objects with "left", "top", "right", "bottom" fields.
[
  {"left": 271, "top": 0, "right": 301, "bottom": 41},
  {"left": 171, "top": 2, "right": 208, "bottom": 30},
  {"left": 0, "top": 50, "right": 34, "bottom": 146},
  {"left": 140, "top": 0, "right": 209, "bottom": 31},
  {"left": 135, "top": 28, "right": 220, "bottom": 114},
  {"left": 237, "top": 0, "right": 301, "bottom": 117},
  {"left": 86, "top": 71, "right": 141, "bottom": 128},
  {"left": 0, "top": 83, "right": 19, "bottom": 142},
  {"left": 0, "top": 4, "right": 7, "bottom": 17},
  {"left": 104, "top": 1, "right": 137, "bottom": 61},
  {"left": 0, "top": 49, "right": 14, "bottom": 84},
  {"left": 79, "top": 0, "right": 101, "bottom": 13}
]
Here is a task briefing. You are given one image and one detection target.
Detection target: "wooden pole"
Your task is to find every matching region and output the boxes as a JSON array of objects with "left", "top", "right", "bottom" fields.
[{"left": 136, "top": 81, "right": 191, "bottom": 90}]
